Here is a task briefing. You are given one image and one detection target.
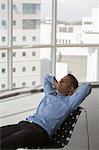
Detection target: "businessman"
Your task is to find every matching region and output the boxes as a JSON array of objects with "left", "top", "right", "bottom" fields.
[{"left": 0, "top": 74, "right": 92, "bottom": 149}]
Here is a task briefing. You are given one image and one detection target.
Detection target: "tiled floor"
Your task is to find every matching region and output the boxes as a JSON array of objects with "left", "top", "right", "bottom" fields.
[{"left": 0, "top": 88, "right": 99, "bottom": 150}]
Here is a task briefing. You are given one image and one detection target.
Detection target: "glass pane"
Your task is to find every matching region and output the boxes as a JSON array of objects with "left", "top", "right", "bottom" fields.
[
  {"left": 0, "top": 50, "right": 8, "bottom": 92},
  {"left": 0, "top": 0, "right": 8, "bottom": 92},
  {"left": 23, "top": 4, "right": 40, "bottom": 14},
  {"left": 12, "top": 48, "right": 52, "bottom": 89},
  {"left": 56, "top": 47, "right": 99, "bottom": 82},
  {"left": 13, "top": 0, "right": 52, "bottom": 46},
  {"left": 57, "top": 0, "right": 99, "bottom": 44},
  {"left": 0, "top": 0, "right": 8, "bottom": 47}
]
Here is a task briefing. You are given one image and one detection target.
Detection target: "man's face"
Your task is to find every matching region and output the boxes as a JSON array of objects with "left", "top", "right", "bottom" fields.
[{"left": 57, "top": 75, "right": 74, "bottom": 96}]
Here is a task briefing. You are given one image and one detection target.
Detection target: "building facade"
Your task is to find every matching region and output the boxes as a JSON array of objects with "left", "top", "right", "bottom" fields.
[
  {"left": 40, "top": 8, "right": 99, "bottom": 82},
  {"left": 0, "top": 0, "right": 41, "bottom": 91},
  {"left": 0, "top": 1, "right": 99, "bottom": 91}
]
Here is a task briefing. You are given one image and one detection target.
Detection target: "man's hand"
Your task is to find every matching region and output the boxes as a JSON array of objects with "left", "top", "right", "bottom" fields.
[{"left": 53, "top": 77, "right": 58, "bottom": 90}]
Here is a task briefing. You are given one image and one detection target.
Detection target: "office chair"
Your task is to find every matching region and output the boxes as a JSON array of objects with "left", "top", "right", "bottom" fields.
[{"left": 18, "top": 106, "right": 90, "bottom": 150}]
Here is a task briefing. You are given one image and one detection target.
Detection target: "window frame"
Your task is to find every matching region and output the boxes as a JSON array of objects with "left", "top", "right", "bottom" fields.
[{"left": 0, "top": 0, "right": 99, "bottom": 92}]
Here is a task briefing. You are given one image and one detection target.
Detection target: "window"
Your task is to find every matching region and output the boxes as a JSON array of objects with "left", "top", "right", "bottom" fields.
[
  {"left": 68, "top": 27, "right": 73, "bottom": 32},
  {"left": 65, "top": 40, "right": 67, "bottom": 44},
  {"left": 13, "top": 37, "right": 16, "bottom": 41},
  {"left": 62, "top": 39, "right": 64, "bottom": 44},
  {"left": 84, "top": 22, "right": 93, "bottom": 25},
  {"left": 13, "top": 4, "right": 16, "bottom": 9},
  {"left": 2, "top": 37, "right": 6, "bottom": 42},
  {"left": 2, "top": 4, "right": 5, "bottom": 9},
  {"left": 13, "top": 68, "right": 16, "bottom": 72},
  {"left": 59, "top": 39, "right": 61, "bottom": 44},
  {"left": 56, "top": 47, "right": 99, "bottom": 82},
  {"left": 2, "top": 20, "right": 6, "bottom": 26},
  {"left": 32, "top": 51, "right": 36, "bottom": 56},
  {"left": 22, "top": 82, "right": 26, "bottom": 87},
  {"left": 69, "top": 40, "right": 71, "bottom": 44},
  {"left": 23, "top": 4, "right": 40, "bottom": 14},
  {"left": 22, "top": 36, "right": 26, "bottom": 41},
  {"left": 1, "top": 0, "right": 99, "bottom": 92},
  {"left": 13, "top": 0, "right": 52, "bottom": 46},
  {"left": 13, "top": 52, "right": 16, "bottom": 57},
  {"left": 13, "top": 83, "right": 16, "bottom": 88},
  {"left": 22, "top": 67, "right": 26, "bottom": 72},
  {"left": 13, "top": 21, "right": 16, "bottom": 26},
  {"left": 23, "top": 19, "right": 40, "bottom": 29},
  {"left": 59, "top": 27, "right": 67, "bottom": 32},
  {"left": 32, "top": 36, "right": 36, "bottom": 41},
  {"left": 12, "top": 48, "right": 52, "bottom": 90},
  {"left": 32, "top": 81, "right": 36, "bottom": 86},
  {"left": 2, "top": 53, "right": 6, "bottom": 57},
  {"left": 32, "top": 66, "right": 36, "bottom": 71},
  {"left": 2, "top": 84, "right": 5, "bottom": 89},
  {"left": 1, "top": 1, "right": 8, "bottom": 48},
  {"left": 13, "top": 4, "right": 17, "bottom": 13},
  {"left": 0, "top": 51, "right": 7, "bottom": 91},
  {"left": 1, "top": 68, "right": 6, "bottom": 73},
  {"left": 22, "top": 52, "right": 26, "bottom": 56}
]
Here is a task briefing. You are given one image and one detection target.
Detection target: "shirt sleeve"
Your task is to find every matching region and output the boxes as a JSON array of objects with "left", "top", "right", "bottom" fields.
[
  {"left": 68, "top": 83, "right": 92, "bottom": 112},
  {"left": 43, "top": 74, "right": 56, "bottom": 96}
]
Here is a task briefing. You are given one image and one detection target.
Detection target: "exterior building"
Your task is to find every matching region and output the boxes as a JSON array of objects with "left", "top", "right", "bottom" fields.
[
  {"left": 0, "top": 0, "right": 41, "bottom": 91},
  {"left": 0, "top": 2, "right": 99, "bottom": 91},
  {"left": 40, "top": 8, "right": 99, "bottom": 82},
  {"left": 82, "top": 8, "right": 99, "bottom": 81}
]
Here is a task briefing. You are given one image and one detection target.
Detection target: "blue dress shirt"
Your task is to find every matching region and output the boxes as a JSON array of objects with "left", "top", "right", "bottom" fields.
[{"left": 26, "top": 74, "right": 92, "bottom": 136}]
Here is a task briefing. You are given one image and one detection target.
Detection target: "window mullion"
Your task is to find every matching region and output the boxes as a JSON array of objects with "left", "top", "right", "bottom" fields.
[
  {"left": 52, "top": 0, "right": 57, "bottom": 76},
  {"left": 7, "top": 0, "right": 13, "bottom": 90}
]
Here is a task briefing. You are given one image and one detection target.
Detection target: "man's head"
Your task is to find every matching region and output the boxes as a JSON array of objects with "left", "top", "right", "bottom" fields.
[{"left": 57, "top": 74, "right": 78, "bottom": 96}]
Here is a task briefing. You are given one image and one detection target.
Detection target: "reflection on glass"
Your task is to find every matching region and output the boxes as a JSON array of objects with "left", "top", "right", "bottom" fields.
[
  {"left": 56, "top": 47, "right": 99, "bottom": 82},
  {"left": 57, "top": 0, "right": 99, "bottom": 44}
]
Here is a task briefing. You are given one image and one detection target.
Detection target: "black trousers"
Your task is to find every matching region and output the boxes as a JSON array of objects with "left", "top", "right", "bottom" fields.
[{"left": 0, "top": 121, "right": 50, "bottom": 150}]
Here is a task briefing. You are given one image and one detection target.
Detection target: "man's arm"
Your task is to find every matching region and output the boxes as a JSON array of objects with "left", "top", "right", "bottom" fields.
[
  {"left": 68, "top": 83, "right": 92, "bottom": 111},
  {"left": 53, "top": 77, "right": 58, "bottom": 89},
  {"left": 43, "top": 74, "right": 58, "bottom": 96}
]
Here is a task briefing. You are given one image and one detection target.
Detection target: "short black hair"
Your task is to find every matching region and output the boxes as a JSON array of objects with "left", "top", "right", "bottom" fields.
[{"left": 67, "top": 74, "right": 78, "bottom": 89}]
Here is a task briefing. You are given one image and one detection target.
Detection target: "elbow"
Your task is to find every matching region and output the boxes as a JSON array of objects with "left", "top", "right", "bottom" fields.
[
  {"left": 86, "top": 83, "right": 92, "bottom": 96},
  {"left": 79, "top": 83, "right": 92, "bottom": 96}
]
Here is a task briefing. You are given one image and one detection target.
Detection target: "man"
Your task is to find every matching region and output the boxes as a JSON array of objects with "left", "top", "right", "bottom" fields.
[{"left": 0, "top": 74, "right": 92, "bottom": 149}]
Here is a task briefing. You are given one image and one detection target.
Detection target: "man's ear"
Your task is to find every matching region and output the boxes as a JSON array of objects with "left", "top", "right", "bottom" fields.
[
  {"left": 69, "top": 86, "right": 74, "bottom": 92},
  {"left": 72, "top": 87, "right": 79, "bottom": 93},
  {"left": 68, "top": 87, "right": 75, "bottom": 96}
]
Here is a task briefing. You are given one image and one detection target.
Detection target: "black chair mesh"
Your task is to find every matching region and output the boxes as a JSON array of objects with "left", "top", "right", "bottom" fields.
[
  {"left": 43, "top": 106, "right": 82, "bottom": 148},
  {"left": 21, "top": 106, "right": 82, "bottom": 149}
]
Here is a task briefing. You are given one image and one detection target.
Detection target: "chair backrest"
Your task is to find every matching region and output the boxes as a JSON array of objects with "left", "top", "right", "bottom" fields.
[{"left": 48, "top": 107, "right": 83, "bottom": 148}]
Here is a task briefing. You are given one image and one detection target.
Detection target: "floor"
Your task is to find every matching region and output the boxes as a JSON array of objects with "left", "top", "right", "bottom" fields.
[{"left": 0, "top": 88, "right": 99, "bottom": 150}]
